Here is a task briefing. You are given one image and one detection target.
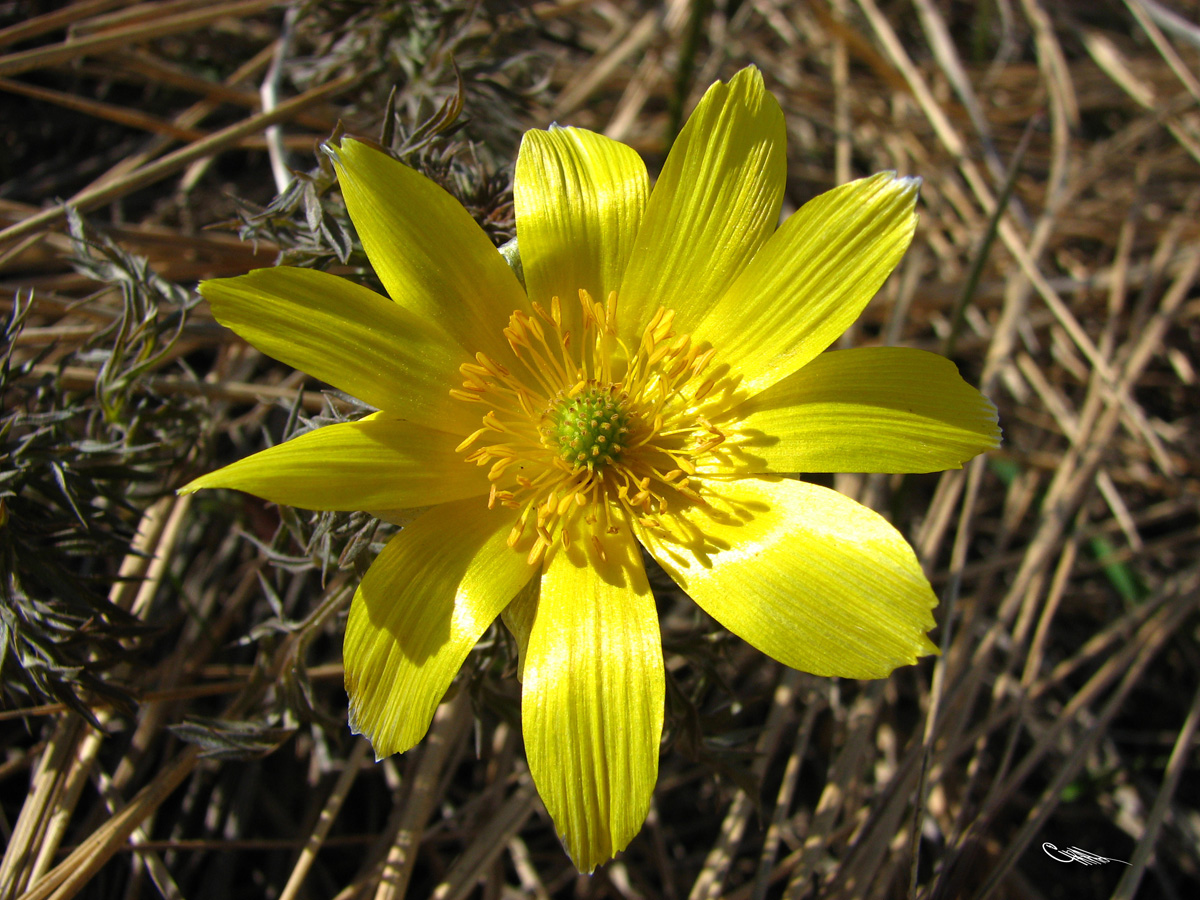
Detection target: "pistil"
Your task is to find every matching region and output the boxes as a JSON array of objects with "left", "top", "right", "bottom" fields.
[{"left": 453, "top": 289, "right": 729, "bottom": 564}]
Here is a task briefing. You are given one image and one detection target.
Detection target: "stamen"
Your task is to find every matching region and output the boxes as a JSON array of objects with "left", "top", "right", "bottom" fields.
[
  {"left": 452, "top": 288, "right": 730, "bottom": 564},
  {"left": 456, "top": 427, "right": 489, "bottom": 453}
]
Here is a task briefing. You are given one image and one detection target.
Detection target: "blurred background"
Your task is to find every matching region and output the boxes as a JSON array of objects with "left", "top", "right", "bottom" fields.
[{"left": 1, "top": 1, "right": 1198, "bottom": 898}]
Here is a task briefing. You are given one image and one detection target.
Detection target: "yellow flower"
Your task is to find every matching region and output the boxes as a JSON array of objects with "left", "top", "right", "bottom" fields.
[{"left": 181, "top": 67, "right": 999, "bottom": 871}]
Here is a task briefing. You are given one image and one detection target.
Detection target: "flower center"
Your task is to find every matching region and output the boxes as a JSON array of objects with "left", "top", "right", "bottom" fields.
[
  {"left": 546, "top": 384, "right": 631, "bottom": 469},
  {"left": 451, "top": 290, "right": 729, "bottom": 565}
]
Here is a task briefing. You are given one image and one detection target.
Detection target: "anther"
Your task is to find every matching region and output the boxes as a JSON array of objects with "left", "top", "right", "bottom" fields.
[
  {"left": 456, "top": 427, "right": 489, "bottom": 453},
  {"left": 476, "top": 352, "right": 509, "bottom": 377},
  {"left": 451, "top": 289, "right": 733, "bottom": 566}
]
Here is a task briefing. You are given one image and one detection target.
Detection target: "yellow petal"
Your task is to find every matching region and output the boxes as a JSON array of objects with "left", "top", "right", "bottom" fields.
[
  {"left": 344, "top": 499, "right": 533, "bottom": 758},
  {"left": 637, "top": 477, "right": 939, "bottom": 679},
  {"left": 330, "top": 138, "right": 526, "bottom": 360},
  {"left": 522, "top": 513, "right": 664, "bottom": 872},
  {"left": 179, "top": 413, "right": 488, "bottom": 509},
  {"left": 692, "top": 173, "right": 919, "bottom": 397},
  {"left": 515, "top": 126, "right": 648, "bottom": 340},
  {"left": 618, "top": 66, "right": 786, "bottom": 341},
  {"left": 727, "top": 347, "right": 1000, "bottom": 474},
  {"left": 198, "top": 267, "right": 475, "bottom": 433},
  {"left": 499, "top": 576, "right": 539, "bottom": 682}
]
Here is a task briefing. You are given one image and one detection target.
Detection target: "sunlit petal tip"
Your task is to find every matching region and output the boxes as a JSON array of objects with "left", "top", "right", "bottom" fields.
[
  {"left": 176, "top": 418, "right": 489, "bottom": 511},
  {"left": 725, "top": 66, "right": 785, "bottom": 125},
  {"left": 324, "top": 134, "right": 364, "bottom": 159},
  {"left": 318, "top": 134, "right": 342, "bottom": 159},
  {"left": 523, "top": 519, "right": 663, "bottom": 873},
  {"left": 638, "top": 478, "right": 943, "bottom": 679},
  {"left": 888, "top": 172, "right": 923, "bottom": 193},
  {"left": 175, "top": 461, "right": 253, "bottom": 497},
  {"left": 916, "top": 633, "right": 941, "bottom": 661},
  {"left": 176, "top": 470, "right": 223, "bottom": 496},
  {"left": 345, "top": 694, "right": 407, "bottom": 762},
  {"left": 726, "top": 63, "right": 766, "bottom": 96},
  {"left": 319, "top": 133, "right": 373, "bottom": 164},
  {"left": 343, "top": 500, "right": 534, "bottom": 763},
  {"left": 328, "top": 135, "right": 526, "bottom": 359},
  {"left": 732, "top": 348, "right": 1002, "bottom": 474},
  {"left": 871, "top": 170, "right": 922, "bottom": 212},
  {"left": 690, "top": 169, "right": 923, "bottom": 394},
  {"left": 192, "top": 267, "right": 479, "bottom": 431},
  {"left": 983, "top": 397, "right": 1003, "bottom": 442},
  {"left": 617, "top": 64, "right": 786, "bottom": 334}
]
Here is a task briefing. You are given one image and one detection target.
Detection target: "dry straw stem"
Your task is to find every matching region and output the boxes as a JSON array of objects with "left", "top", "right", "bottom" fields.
[
  {"left": 361, "top": 697, "right": 474, "bottom": 900},
  {"left": 277, "top": 737, "right": 371, "bottom": 900},
  {"left": 0, "top": 0, "right": 130, "bottom": 50},
  {"left": 0, "top": 76, "right": 221, "bottom": 143},
  {"left": 0, "top": 73, "right": 358, "bottom": 245},
  {"left": 2, "top": 0, "right": 1199, "bottom": 898},
  {"left": 427, "top": 778, "right": 540, "bottom": 900},
  {"left": 689, "top": 669, "right": 804, "bottom": 900},
  {"left": 1, "top": 496, "right": 184, "bottom": 900},
  {"left": 1112, "top": 678, "right": 1200, "bottom": 900},
  {"left": 0, "top": 0, "right": 276, "bottom": 78}
]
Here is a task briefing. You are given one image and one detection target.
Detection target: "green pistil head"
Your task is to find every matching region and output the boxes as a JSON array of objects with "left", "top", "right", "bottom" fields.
[{"left": 548, "top": 385, "right": 631, "bottom": 469}]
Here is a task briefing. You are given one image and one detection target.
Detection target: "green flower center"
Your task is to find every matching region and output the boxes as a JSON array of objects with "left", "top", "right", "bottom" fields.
[{"left": 547, "top": 384, "right": 631, "bottom": 469}]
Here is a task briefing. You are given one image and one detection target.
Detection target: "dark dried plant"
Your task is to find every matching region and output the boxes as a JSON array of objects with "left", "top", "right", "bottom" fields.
[{"left": 1, "top": 216, "right": 206, "bottom": 720}]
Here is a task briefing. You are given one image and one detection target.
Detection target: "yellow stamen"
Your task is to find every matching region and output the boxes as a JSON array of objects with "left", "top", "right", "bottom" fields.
[{"left": 451, "top": 290, "right": 729, "bottom": 562}]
